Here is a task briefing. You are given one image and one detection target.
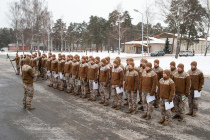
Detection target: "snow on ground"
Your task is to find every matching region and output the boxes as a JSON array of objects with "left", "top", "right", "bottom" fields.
[{"left": 1, "top": 51, "right": 210, "bottom": 77}]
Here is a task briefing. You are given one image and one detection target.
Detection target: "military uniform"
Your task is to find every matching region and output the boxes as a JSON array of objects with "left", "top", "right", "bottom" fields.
[
  {"left": 173, "top": 63, "right": 191, "bottom": 121},
  {"left": 187, "top": 61, "right": 204, "bottom": 116},
  {"left": 99, "top": 59, "right": 110, "bottom": 105},
  {"left": 140, "top": 63, "right": 157, "bottom": 120},
  {"left": 111, "top": 60, "right": 124, "bottom": 109},
  {"left": 79, "top": 57, "right": 89, "bottom": 97},
  {"left": 22, "top": 58, "right": 36, "bottom": 110},
  {"left": 71, "top": 56, "right": 80, "bottom": 95},
  {"left": 124, "top": 62, "right": 139, "bottom": 114},
  {"left": 64, "top": 58, "right": 71, "bottom": 93},
  {"left": 87, "top": 58, "right": 99, "bottom": 101},
  {"left": 152, "top": 59, "right": 163, "bottom": 108},
  {"left": 11, "top": 55, "right": 20, "bottom": 75},
  {"left": 50, "top": 56, "right": 58, "bottom": 88},
  {"left": 157, "top": 70, "right": 175, "bottom": 125}
]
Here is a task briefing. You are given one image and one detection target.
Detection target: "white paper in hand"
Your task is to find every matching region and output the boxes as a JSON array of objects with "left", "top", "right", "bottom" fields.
[
  {"left": 59, "top": 73, "right": 63, "bottom": 79},
  {"left": 47, "top": 71, "right": 51, "bottom": 76},
  {"left": 146, "top": 95, "right": 155, "bottom": 103},
  {"left": 165, "top": 101, "right": 174, "bottom": 110},
  {"left": 116, "top": 87, "right": 123, "bottom": 94},
  {"left": 93, "top": 82, "right": 98, "bottom": 89},
  {"left": 194, "top": 90, "right": 201, "bottom": 98},
  {"left": 54, "top": 74, "right": 58, "bottom": 78}
]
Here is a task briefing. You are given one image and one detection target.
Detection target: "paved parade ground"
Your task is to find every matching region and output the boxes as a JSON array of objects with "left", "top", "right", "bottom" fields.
[{"left": 0, "top": 55, "right": 210, "bottom": 140}]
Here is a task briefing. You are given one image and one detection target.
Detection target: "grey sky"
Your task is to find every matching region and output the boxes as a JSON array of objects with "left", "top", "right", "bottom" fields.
[{"left": 0, "top": 0, "right": 166, "bottom": 28}]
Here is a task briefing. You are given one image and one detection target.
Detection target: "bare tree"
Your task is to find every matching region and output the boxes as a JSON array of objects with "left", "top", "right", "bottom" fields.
[{"left": 8, "top": 0, "right": 53, "bottom": 53}]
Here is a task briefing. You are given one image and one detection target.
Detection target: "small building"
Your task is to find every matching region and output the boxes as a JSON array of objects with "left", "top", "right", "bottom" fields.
[
  {"left": 123, "top": 37, "right": 172, "bottom": 54},
  {"left": 155, "top": 32, "right": 210, "bottom": 54}
]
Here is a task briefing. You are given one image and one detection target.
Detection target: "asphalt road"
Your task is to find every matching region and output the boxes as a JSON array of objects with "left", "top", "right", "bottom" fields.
[{"left": 0, "top": 55, "right": 210, "bottom": 140}]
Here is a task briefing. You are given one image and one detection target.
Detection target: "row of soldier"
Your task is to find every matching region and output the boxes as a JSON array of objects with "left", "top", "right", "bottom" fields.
[{"left": 12, "top": 52, "right": 204, "bottom": 126}]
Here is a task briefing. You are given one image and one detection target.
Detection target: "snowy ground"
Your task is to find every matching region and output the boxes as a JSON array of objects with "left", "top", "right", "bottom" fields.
[{"left": 1, "top": 51, "right": 210, "bottom": 77}]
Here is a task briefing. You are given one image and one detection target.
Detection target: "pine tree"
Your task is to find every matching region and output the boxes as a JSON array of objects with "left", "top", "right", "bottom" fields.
[{"left": 164, "top": 37, "right": 170, "bottom": 54}]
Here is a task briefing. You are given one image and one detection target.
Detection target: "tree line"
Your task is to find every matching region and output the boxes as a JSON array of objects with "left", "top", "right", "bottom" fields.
[{"left": 1, "top": 0, "right": 210, "bottom": 55}]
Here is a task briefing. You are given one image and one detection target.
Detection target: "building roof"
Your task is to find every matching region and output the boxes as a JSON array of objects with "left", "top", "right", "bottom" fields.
[{"left": 123, "top": 37, "right": 171, "bottom": 47}]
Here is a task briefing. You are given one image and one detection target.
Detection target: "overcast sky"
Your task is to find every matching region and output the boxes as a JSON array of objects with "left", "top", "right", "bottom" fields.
[{"left": 0, "top": 0, "right": 166, "bottom": 28}]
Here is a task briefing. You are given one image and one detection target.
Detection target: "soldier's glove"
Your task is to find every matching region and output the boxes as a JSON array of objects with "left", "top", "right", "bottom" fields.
[
  {"left": 119, "top": 84, "right": 123, "bottom": 88},
  {"left": 94, "top": 81, "right": 98, "bottom": 84},
  {"left": 198, "top": 90, "right": 201, "bottom": 92}
]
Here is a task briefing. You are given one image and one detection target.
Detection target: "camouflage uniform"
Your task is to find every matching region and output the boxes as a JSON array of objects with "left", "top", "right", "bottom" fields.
[
  {"left": 11, "top": 56, "right": 20, "bottom": 75},
  {"left": 89, "top": 80, "right": 98, "bottom": 98},
  {"left": 138, "top": 66, "right": 145, "bottom": 104},
  {"left": 142, "top": 92, "right": 154, "bottom": 115},
  {"left": 112, "top": 85, "right": 123, "bottom": 106},
  {"left": 79, "top": 62, "right": 89, "bottom": 96},
  {"left": 173, "top": 70, "right": 191, "bottom": 117},
  {"left": 87, "top": 62, "right": 99, "bottom": 99},
  {"left": 100, "top": 65, "right": 110, "bottom": 102},
  {"left": 160, "top": 98, "right": 172, "bottom": 121},
  {"left": 174, "top": 94, "right": 187, "bottom": 116},
  {"left": 51, "top": 59, "right": 58, "bottom": 87},
  {"left": 71, "top": 62, "right": 79, "bottom": 93},
  {"left": 127, "top": 90, "right": 137, "bottom": 110},
  {"left": 124, "top": 70, "right": 138, "bottom": 110},
  {"left": 23, "top": 83, "right": 34, "bottom": 108},
  {"left": 152, "top": 66, "right": 163, "bottom": 106},
  {"left": 22, "top": 64, "right": 36, "bottom": 108},
  {"left": 140, "top": 69, "right": 157, "bottom": 116},
  {"left": 58, "top": 60, "right": 65, "bottom": 89},
  {"left": 187, "top": 68, "right": 204, "bottom": 114},
  {"left": 111, "top": 66, "right": 124, "bottom": 106}
]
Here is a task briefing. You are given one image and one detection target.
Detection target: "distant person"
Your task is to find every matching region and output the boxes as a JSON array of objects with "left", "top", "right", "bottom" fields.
[
  {"left": 22, "top": 58, "right": 37, "bottom": 110},
  {"left": 11, "top": 53, "right": 20, "bottom": 75},
  {"left": 193, "top": 49, "right": 195, "bottom": 54}
]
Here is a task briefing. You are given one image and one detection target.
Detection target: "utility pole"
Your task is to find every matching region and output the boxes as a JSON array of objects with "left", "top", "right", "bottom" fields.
[
  {"left": 118, "top": 20, "right": 121, "bottom": 55},
  {"left": 48, "top": 31, "right": 50, "bottom": 52},
  {"left": 175, "top": 7, "right": 181, "bottom": 59}
]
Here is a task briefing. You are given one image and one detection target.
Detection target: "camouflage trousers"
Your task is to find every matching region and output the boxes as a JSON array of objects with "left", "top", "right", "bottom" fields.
[
  {"left": 89, "top": 80, "right": 98, "bottom": 99},
  {"left": 23, "top": 83, "right": 34, "bottom": 108},
  {"left": 188, "top": 90, "right": 199, "bottom": 113},
  {"left": 58, "top": 72, "right": 64, "bottom": 89},
  {"left": 52, "top": 71, "right": 58, "bottom": 87},
  {"left": 160, "top": 98, "right": 172, "bottom": 121},
  {"left": 41, "top": 67, "right": 47, "bottom": 79},
  {"left": 70, "top": 75, "right": 78, "bottom": 92},
  {"left": 142, "top": 92, "right": 154, "bottom": 116},
  {"left": 127, "top": 90, "right": 137, "bottom": 110},
  {"left": 112, "top": 85, "right": 123, "bottom": 106},
  {"left": 32, "top": 67, "right": 37, "bottom": 81},
  {"left": 80, "top": 77, "right": 88, "bottom": 96},
  {"left": 48, "top": 71, "right": 53, "bottom": 85},
  {"left": 16, "top": 64, "right": 20, "bottom": 75},
  {"left": 174, "top": 94, "right": 187, "bottom": 116},
  {"left": 138, "top": 89, "right": 142, "bottom": 103},
  {"left": 154, "top": 86, "right": 160, "bottom": 105},
  {"left": 100, "top": 82, "right": 110, "bottom": 102},
  {"left": 65, "top": 73, "right": 71, "bottom": 90}
]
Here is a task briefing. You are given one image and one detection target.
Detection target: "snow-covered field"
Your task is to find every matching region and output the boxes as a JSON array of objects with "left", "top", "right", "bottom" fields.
[{"left": 1, "top": 51, "right": 210, "bottom": 77}]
